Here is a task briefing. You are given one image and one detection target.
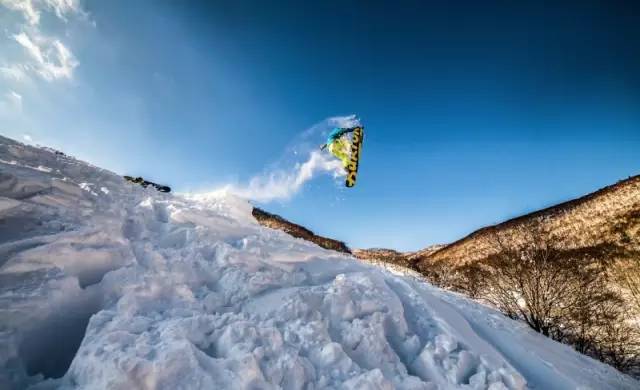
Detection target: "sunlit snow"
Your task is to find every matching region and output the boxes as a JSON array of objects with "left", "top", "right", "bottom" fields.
[{"left": 0, "top": 135, "right": 636, "bottom": 389}]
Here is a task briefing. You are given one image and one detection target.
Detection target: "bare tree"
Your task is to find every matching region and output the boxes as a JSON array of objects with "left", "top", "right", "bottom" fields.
[
  {"left": 449, "top": 263, "right": 487, "bottom": 299},
  {"left": 481, "top": 226, "right": 576, "bottom": 335},
  {"left": 471, "top": 223, "right": 640, "bottom": 376},
  {"left": 480, "top": 225, "right": 617, "bottom": 336},
  {"left": 588, "top": 317, "right": 640, "bottom": 374},
  {"left": 612, "top": 256, "right": 640, "bottom": 316},
  {"left": 410, "top": 220, "right": 640, "bottom": 376},
  {"left": 421, "top": 258, "right": 466, "bottom": 290}
]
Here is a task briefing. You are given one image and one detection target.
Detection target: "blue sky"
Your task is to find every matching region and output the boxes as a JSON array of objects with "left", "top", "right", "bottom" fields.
[{"left": 1, "top": 1, "right": 639, "bottom": 250}]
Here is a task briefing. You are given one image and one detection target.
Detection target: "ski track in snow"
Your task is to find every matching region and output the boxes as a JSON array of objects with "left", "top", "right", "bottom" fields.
[{"left": 0, "top": 135, "right": 637, "bottom": 390}]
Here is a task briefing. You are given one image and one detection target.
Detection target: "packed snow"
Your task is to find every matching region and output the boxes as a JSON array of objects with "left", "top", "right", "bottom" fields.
[{"left": 0, "top": 135, "right": 637, "bottom": 389}]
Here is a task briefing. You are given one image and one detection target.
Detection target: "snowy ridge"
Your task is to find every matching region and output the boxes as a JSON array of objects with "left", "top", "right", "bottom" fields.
[{"left": 0, "top": 135, "right": 636, "bottom": 389}]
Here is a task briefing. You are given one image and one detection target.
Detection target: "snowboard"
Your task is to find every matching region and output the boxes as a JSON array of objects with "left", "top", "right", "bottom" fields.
[{"left": 345, "top": 127, "right": 364, "bottom": 188}]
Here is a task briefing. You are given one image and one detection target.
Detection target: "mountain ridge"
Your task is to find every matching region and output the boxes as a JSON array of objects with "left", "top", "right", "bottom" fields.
[
  {"left": 420, "top": 174, "right": 640, "bottom": 268},
  {"left": 253, "top": 174, "right": 639, "bottom": 271}
]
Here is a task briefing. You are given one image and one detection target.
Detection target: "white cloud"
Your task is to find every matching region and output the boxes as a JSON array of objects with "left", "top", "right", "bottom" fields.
[
  {"left": 0, "top": 65, "right": 29, "bottom": 81},
  {"left": 13, "top": 31, "right": 78, "bottom": 81},
  {"left": 23, "top": 134, "right": 33, "bottom": 142},
  {"left": 14, "top": 32, "right": 44, "bottom": 63},
  {"left": 8, "top": 90, "right": 22, "bottom": 107},
  {"left": 0, "top": 0, "right": 40, "bottom": 25},
  {"left": 43, "top": 0, "right": 82, "bottom": 21},
  {"left": 0, "top": 0, "right": 82, "bottom": 25},
  {"left": 0, "top": 90, "right": 23, "bottom": 114},
  {"left": 1, "top": 0, "right": 85, "bottom": 82},
  {"left": 222, "top": 151, "right": 345, "bottom": 203}
]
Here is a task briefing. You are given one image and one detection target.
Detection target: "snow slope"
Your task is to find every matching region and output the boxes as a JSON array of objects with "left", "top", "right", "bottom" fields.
[{"left": 0, "top": 135, "right": 636, "bottom": 390}]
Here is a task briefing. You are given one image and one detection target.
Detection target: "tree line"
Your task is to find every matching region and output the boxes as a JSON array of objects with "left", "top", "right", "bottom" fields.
[{"left": 417, "top": 223, "right": 640, "bottom": 377}]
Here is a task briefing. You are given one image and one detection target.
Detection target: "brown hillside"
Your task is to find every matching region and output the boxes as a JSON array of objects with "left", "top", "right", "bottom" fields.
[
  {"left": 352, "top": 248, "right": 413, "bottom": 268},
  {"left": 418, "top": 175, "right": 640, "bottom": 269},
  {"left": 354, "top": 245, "right": 448, "bottom": 270},
  {"left": 252, "top": 207, "right": 351, "bottom": 254}
]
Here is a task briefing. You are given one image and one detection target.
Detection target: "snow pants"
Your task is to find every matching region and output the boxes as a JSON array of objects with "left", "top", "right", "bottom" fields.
[{"left": 328, "top": 138, "right": 350, "bottom": 168}]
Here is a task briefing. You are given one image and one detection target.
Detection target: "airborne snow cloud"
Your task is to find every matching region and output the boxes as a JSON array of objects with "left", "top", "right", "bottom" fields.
[
  {"left": 212, "top": 115, "right": 362, "bottom": 203},
  {"left": 220, "top": 150, "right": 345, "bottom": 203}
]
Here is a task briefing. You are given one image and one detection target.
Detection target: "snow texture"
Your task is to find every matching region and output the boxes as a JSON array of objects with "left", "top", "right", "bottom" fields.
[{"left": 0, "top": 135, "right": 637, "bottom": 389}]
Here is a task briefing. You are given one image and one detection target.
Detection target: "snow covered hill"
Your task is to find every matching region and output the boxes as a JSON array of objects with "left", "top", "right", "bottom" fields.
[{"left": 0, "top": 135, "right": 637, "bottom": 390}]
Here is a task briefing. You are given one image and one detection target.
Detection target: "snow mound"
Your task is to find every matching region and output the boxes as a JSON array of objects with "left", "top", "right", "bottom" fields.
[{"left": 0, "top": 135, "right": 636, "bottom": 389}]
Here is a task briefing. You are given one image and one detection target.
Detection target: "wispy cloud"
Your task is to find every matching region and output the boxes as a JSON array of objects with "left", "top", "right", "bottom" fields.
[
  {"left": 0, "top": 65, "right": 29, "bottom": 82},
  {"left": 8, "top": 90, "right": 22, "bottom": 109},
  {"left": 0, "top": 0, "right": 83, "bottom": 25},
  {"left": 1, "top": 0, "right": 85, "bottom": 83},
  {"left": 0, "top": 90, "right": 23, "bottom": 114},
  {"left": 0, "top": 0, "right": 40, "bottom": 25},
  {"left": 14, "top": 32, "right": 78, "bottom": 81},
  {"left": 42, "top": 0, "right": 84, "bottom": 21},
  {"left": 14, "top": 32, "right": 44, "bottom": 63}
]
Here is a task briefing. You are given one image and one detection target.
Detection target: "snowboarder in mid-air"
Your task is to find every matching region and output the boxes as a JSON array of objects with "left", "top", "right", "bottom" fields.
[
  {"left": 320, "top": 127, "right": 356, "bottom": 169},
  {"left": 320, "top": 125, "right": 364, "bottom": 187}
]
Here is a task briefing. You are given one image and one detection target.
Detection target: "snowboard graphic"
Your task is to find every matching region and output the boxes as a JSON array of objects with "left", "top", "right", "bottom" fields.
[{"left": 345, "top": 127, "right": 364, "bottom": 188}]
